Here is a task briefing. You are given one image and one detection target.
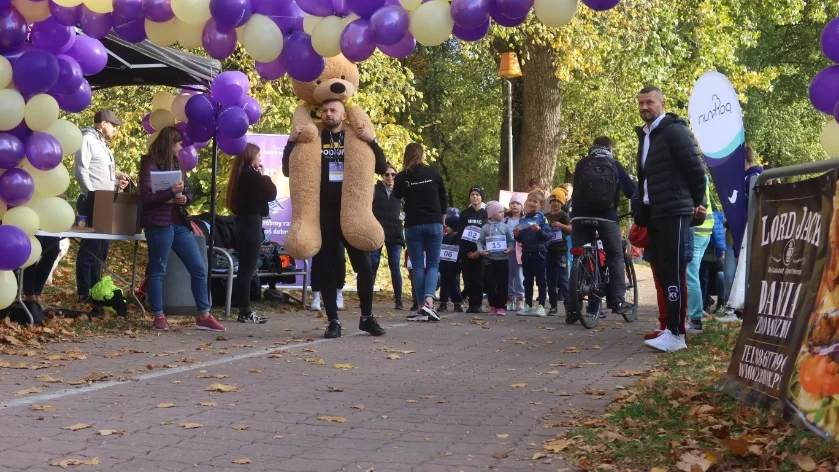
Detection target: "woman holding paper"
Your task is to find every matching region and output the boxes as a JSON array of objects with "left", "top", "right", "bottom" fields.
[
  {"left": 393, "top": 143, "right": 447, "bottom": 322},
  {"left": 140, "top": 126, "right": 225, "bottom": 332},
  {"left": 226, "top": 143, "right": 277, "bottom": 324}
]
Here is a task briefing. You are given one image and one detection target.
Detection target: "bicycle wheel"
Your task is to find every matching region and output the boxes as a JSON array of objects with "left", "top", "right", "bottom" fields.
[
  {"left": 622, "top": 253, "right": 639, "bottom": 322},
  {"left": 570, "top": 253, "right": 600, "bottom": 329}
]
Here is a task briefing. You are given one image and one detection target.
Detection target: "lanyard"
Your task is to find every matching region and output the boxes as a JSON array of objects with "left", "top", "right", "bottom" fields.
[{"left": 328, "top": 131, "right": 344, "bottom": 155}]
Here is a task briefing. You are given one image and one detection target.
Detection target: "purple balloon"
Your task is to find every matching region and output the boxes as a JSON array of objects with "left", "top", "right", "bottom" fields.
[
  {"left": 49, "top": 1, "right": 82, "bottom": 26},
  {"left": 65, "top": 35, "right": 108, "bottom": 76},
  {"left": 211, "top": 71, "right": 250, "bottom": 106},
  {"left": 80, "top": 6, "right": 113, "bottom": 39},
  {"left": 489, "top": 4, "right": 526, "bottom": 27},
  {"left": 453, "top": 18, "right": 489, "bottom": 41},
  {"left": 0, "top": 224, "right": 31, "bottom": 270},
  {"left": 193, "top": 139, "right": 210, "bottom": 150},
  {"left": 12, "top": 50, "right": 60, "bottom": 96},
  {"left": 369, "top": 5, "right": 408, "bottom": 46},
  {"left": 255, "top": 56, "right": 286, "bottom": 80},
  {"left": 822, "top": 17, "right": 839, "bottom": 64},
  {"left": 174, "top": 121, "right": 191, "bottom": 145},
  {"left": 113, "top": 0, "right": 144, "bottom": 19},
  {"left": 346, "top": 0, "right": 384, "bottom": 18},
  {"left": 142, "top": 0, "right": 174, "bottom": 22},
  {"left": 55, "top": 79, "right": 92, "bottom": 113},
  {"left": 209, "top": 0, "right": 252, "bottom": 31},
  {"left": 252, "top": 0, "right": 291, "bottom": 15},
  {"left": 341, "top": 19, "right": 376, "bottom": 62},
  {"left": 6, "top": 122, "right": 31, "bottom": 142},
  {"left": 218, "top": 134, "right": 247, "bottom": 155},
  {"left": 25, "top": 132, "right": 63, "bottom": 171},
  {"left": 31, "top": 17, "right": 75, "bottom": 53},
  {"left": 282, "top": 33, "right": 326, "bottom": 82},
  {"left": 296, "top": 0, "right": 332, "bottom": 16},
  {"left": 332, "top": 0, "right": 350, "bottom": 16},
  {"left": 53, "top": 54, "right": 84, "bottom": 95},
  {"left": 450, "top": 0, "right": 490, "bottom": 29},
  {"left": 377, "top": 31, "right": 415, "bottom": 58},
  {"left": 0, "top": 168, "right": 34, "bottom": 208},
  {"left": 177, "top": 145, "right": 198, "bottom": 171},
  {"left": 202, "top": 18, "right": 238, "bottom": 59},
  {"left": 216, "top": 105, "right": 249, "bottom": 138},
  {"left": 113, "top": 15, "right": 147, "bottom": 42},
  {"left": 495, "top": 0, "right": 532, "bottom": 20},
  {"left": 0, "top": 133, "right": 24, "bottom": 169},
  {"left": 835, "top": 100, "right": 839, "bottom": 120},
  {"left": 810, "top": 65, "right": 839, "bottom": 115},
  {"left": 269, "top": 0, "right": 303, "bottom": 34},
  {"left": 186, "top": 121, "right": 215, "bottom": 142},
  {"left": 581, "top": 0, "right": 619, "bottom": 10},
  {"left": 0, "top": 6, "right": 27, "bottom": 50},
  {"left": 185, "top": 94, "right": 219, "bottom": 124},
  {"left": 241, "top": 96, "right": 261, "bottom": 124},
  {"left": 141, "top": 113, "right": 154, "bottom": 133}
]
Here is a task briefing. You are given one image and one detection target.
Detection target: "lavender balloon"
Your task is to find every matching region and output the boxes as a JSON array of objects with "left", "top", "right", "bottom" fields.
[
  {"left": 252, "top": 0, "right": 292, "bottom": 15},
  {"left": 193, "top": 139, "right": 210, "bottom": 150},
  {"left": 809, "top": 65, "right": 839, "bottom": 115},
  {"left": 65, "top": 35, "right": 108, "bottom": 76},
  {"left": 185, "top": 94, "right": 219, "bottom": 124},
  {"left": 332, "top": 0, "right": 350, "bottom": 16},
  {"left": 495, "top": 0, "right": 532, "bottom": 20},
  {"left": 31, "top": 17, "right": 75, "bottom": 53},
  {"left": 0, "top": 168, "right": 34, "bottom": 208},
  {"left": 186, "top": 121, "right": 215, "bottom": 142},
  {"left": 255, "top": 56, "right": 286, "bottom": 80},
  {"left": 0, "top": 225, "right": 31, "bottom": 270},
  {"left": 80, "top": 6, "right": 113, "bottom": 39},
  {"left": 113, "top": 15, "right": 147, "bottom": 42},
  {"left": 114, "top": 0, "right": 144, "bottom": 19},
  {"left": 453, "top": 18, "right": 489, "bottom": 41},
  {"left": 25, "top": 132, "right": 63, "bottom": 171},
  {"left": 217, "top": 105, "right": 249, "bottom": 138},
  {"left": 55, "top": 79, "right": 92, "bottom": 113},
  {"left": 822, "top": 17, "right": 839, "bottom": 64},
  {"left": 0, "top": 133, "right": 24, "bottom": 169},
  {"left": 49, "top": 1, "right": 82, "bottom": 26},
  {"left": 218, "top": 134, "right": 247, "bottom": 155},
  {"left": 270, "top": 0, "right": 304, "bottom": 35},
  {"left": 177, "top": 146, "right": 199, "bottom": 171},
  {"left": 282, "top": 33, "right": 326, "bottom": 82},
  {"left": 369, "top": 5, "right": 409, "bottom": 46},
  {"left": 296, "top": 0, "right": 332, "bottom": 16},
  {"left": 211, "top": 71, "right": 250, "bottom": 106},
  {"left": 6, "top": 122, "right": 31, "bottom": 143},
  {"left": 0, "top": 7, "right": 28, "bottom": 50},
  {"left": 341, "top": 19, "right": 376, "bottom": 62},
  {"left": 13, "top": 50, "right": 60, "bottom": 96},
  {"left": 142, "top": 0, "right": 175, "bottom": 22},
  {"left": 54, "top": 54, "right": 85, "bottom": 95},
  {"left": 141, "top": 113, "right": 154, "bottom": 133},
  {"left": 450, "top": 0, "right": 490, "bottom": 29},
  {"left": 202, "top": 19, "right": 238, "bottom": 59},
  {"left": 209, "top": 0, "right": 253, "bottom": 31},
  {"left": 489, "top": 4, "right": 526, "bottom": 27},
  {"left": 581, "top": 0, "right": 619, "bottom": 10},
  {"left": 346, "top": 0, "right": 384, "bottom": 18},
  {"left": 241, "top": 96, "right": 262, "bottom": 124},
  {"left": 378, "top": 31, "right": 415, "bottom": 58}
]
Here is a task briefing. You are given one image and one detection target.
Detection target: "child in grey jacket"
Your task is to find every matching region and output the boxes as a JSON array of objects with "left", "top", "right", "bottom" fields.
[{"left": 478, "top": 201, "right": 515, "bottom": 315}]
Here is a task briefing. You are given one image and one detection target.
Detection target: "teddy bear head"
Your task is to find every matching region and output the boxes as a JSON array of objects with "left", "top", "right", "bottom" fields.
[{"left": 291, "top": 55, "right": 360, "bottom": 106}]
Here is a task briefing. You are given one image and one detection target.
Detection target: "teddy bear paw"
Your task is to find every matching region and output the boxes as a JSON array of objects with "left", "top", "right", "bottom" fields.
[{"left": 296, "top": 124, "right": 319, "bottom": 144}]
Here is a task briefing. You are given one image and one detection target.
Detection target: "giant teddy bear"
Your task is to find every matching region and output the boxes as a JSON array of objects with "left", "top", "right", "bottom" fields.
[{"left": 284, "top": 56, "right": 385, "bottom": 260}]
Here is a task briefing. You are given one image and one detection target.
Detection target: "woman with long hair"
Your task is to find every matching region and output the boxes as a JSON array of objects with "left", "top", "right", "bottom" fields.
[
  {"left": 226, "top": 143, "right": 277, "bottom": 323},
  {"left": 393, "top": 142, "right": 447, "bottom": 322},
  {"left": 140, "top": 126, "right": 225, "bottom": 332},
  {"left": 371, "top": 162, "right": 404, "bottom": 310}
]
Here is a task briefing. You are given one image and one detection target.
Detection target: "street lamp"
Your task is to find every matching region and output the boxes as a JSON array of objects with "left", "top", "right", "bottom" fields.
[{"left": 499, "top": 51, "right": 522, "bottom": 191}]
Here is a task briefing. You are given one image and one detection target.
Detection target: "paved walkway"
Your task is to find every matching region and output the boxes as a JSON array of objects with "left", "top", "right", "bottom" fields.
[{"left": 0, "top": 268, "right": 660, "bottom": 472}]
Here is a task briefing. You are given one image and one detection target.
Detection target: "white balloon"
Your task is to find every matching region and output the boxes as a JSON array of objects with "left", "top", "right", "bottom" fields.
[
  {"left": 312, "top": 16, "right": 344, "bottom": 58},
  {"left": 399, "top": 0, "right": 421, "bottom": 10},
  {"left": 44, "top": 119, "right": 83, "bottom": 155},
  {"left": 146, "top": 19, "right": 178, "bottom": 46},
  {"left": 242, "top": 14, "right": 285, "bottom": 62},
  {"left": 0, "top": 271, "right": 16, "bottom": 310},
  {"left": 0, "top": 201, "right": 6, "bottom": 219},
  {"left": 535, "top": 0, "right": 578, "bottom": 27},
  {"left": 3, "top": 206, "right": 40, "bottom": 236},
  {"left": 22, "top": 160, "right": 71, "bottom": 198},
  {"left": 82, "top": 0, "right": 114, "bottom": 14},
  {"left": 303, "top": 15, "right": 323, "bottom": 34},
  {"left": 0, "top": 56, "right": 11, "bottom": 90},
  {"left": 0, "top": 89, "right": 25, "bottom": 131},
  {"left": 409, "top": 0, "right": 453, "bottom": 46},
  {"left": 24, "top": 197, "right": 75, "bottom": 233},
  {"left": 171, "top": 0, "right": 211, "bottom": 24},
  {"left": 342, "top": 13, "right": 360, "bottom": 27},
  {"left": 24, "top": 94, "right": 60, "bottom": 132},
  {"left": 22, "top": 236, "right": 42, "bottom": 269},
  {"left": 175, "top": 19, "right": 205, "bottom": 48}
]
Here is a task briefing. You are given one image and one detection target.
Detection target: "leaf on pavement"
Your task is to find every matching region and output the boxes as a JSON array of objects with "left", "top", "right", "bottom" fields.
[
  {"left": 13, "top": 387, "right": 42, "bottom": 395},
  {"left": 156, "top": 403, "right": 175, "bottom": 408},
  {"left": 592, "top": 345, "right": 602, "bottom": 350},
  {"left": 352, "top": 404, "right": 365, "bottom": 409},
  {"left": 327, "top": 386, "right": 344, "bottom": 392},
  {"left": 723, "top": 437, "right": 749, "bottom": 456},
  {"left": 614, "top": 370, "right": 646, "bottom": 377},
  {"left": 36, "top": 374, "right": 62, "bottom": 383},
  {"left": 675, "top": 452, "right": 713, "bottom": 472},
  {"left": 791, "top": 454, "right": 817, "bottom": 471},
  {"left": 585, "top": 388, "right": 607, "bottom": 396},
  {"left": 543, "top": 438, "right": 573, "bottom": 453},
  {"left": 51, "top": 457, "right": 100, "bottom": 468},
  {"left": 29, "top": 404, "right": 59, "bottom": 411},
  {"left": 491, "top": 451, "right": 508, "bottom": 459},
  {"left": 509, "top": 383, "right": 527, "bottom": 388},
  {"left": 248, "top": 369, "right": 262, "bottom": 373},
  {"left": 306, "top": 358, "right": 326, "bottom": 365},
  {"left": 180, "top": 423, "right": 203, "bottom": 429},
  {"left": 386, "top": 354, "right": 400, "bottom": 360},
  {"left": 497, "top": 434, "right": 510, "bottom": 439},
  {"left": 97, "top": 430, "right": 124, "bottom": 436},
  {"left": 318, "top": 415, "right": 347, "bottom": 423},
  {"left": 231, "top": 458, "right": 252, "bottom": 464},
  {"left": 334, "top": 363, "right": 357, "bottom": 370},
  {"left": 197, "top": 374, "right": 229, "bottom": 379},
  {"left": 406, "top": 399, "right": 417, "bottom": 403},
  {"left": 232, "top": 425, "right": 250, "bottom": 430},
  {"left": 197, "top": 402, "right": 217, "bottom": 407},
  {"left": 206, "top": 383, "right": 241, "bottom": 392},
  {"left": 566, "top": 347, "right": 580, "bottom": 353},
  {"left": 63, "top": 424, "right": 91, "bottom": 431}
]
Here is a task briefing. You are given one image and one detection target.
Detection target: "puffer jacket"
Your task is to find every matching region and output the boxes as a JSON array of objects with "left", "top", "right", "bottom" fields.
[
  {"left": 635, "top": 113, "right": 707, "bottom": 219},
  {"left": 140, "top": 155, "right": 191, "bottom": 228},
  {"left": 372, "top": 181, "right": 405, "bottom": 246}
]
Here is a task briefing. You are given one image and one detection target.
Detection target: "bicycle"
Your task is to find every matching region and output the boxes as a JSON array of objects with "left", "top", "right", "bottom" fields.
[{"left": 566, "top": 218, "right": 638, "bottom": 329}]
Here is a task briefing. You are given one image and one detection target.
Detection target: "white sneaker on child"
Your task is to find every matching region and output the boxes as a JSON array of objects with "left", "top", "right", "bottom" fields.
[
  {"left": 336, "top": 290, "right": 345, "bottom": 310},
  {"left": 310, "top": 292, "right": 322, "bottom": 311}
]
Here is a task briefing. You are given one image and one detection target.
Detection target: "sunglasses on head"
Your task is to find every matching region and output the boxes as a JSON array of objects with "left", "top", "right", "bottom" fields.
[{"left": 384, "top": 172, "right": 396, "bottom": 177}]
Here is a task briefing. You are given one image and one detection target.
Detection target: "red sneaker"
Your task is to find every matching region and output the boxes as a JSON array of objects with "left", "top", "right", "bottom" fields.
[
  {"left": 153, "top": 315, "right": 169, "bottom": 331},
  {"left": 644, "top": 329, "right": 664, "bottom": 340},
  {"left": 195, "top": 314, "right": 226, "bottom": 332}
]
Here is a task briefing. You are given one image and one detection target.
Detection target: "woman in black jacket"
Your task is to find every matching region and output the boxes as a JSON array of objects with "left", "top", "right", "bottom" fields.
[
  {"left": 226, "top": 143, "right": 278, "bottom": 324},
  {"left": 371, "top": 163, "right": 405, "bottom": 310}
]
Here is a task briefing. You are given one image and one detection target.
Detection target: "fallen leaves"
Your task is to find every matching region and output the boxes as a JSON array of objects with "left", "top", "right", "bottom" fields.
[
  {"left": 333, "top": 363, "right": 357, "bottom": 370},
  {"left": 566, "top": 346, "right": 580, "bottom": 353},
  {"left": 326, "top": 386, "right": 344, "bottom": 392},
  {"left": 496, "top": 434, "right": 510, "bottom": 439},
  {"left": 791, "top": 454, "right": 817, "bottom": 471},
  {"left": 180, "top": 423, "right": 203, "bottom": 429},
  {"left": 318, "top": 415, "right": 347, "bottom": 423},
  {"left": 614, "top": 370, "right": 646, "bottom": 377},
  {"left": 543, "top": 438, "right": 574, "bottom": 453},
  {"left": 197, "top": 402, "right": 217, "bottom": 407},
  {"left": 232, "top": 425, "right": 250, "bottom": 430},
  {"left": 206, "top": 383, "right": 241, "bottom": 392},
  {"left": 675, "top": 452, "right": 714, "bottom": 472},
  {"left": 97, "top": 430, "right": 124, "bottom": 436},
  {"left": 585, "top": 388, "right": 607, "bottom": 396},
  {"left": 29, "top": 404, "right": 59, "bottom": 411},
  {"left": 63, "top": 423, "right": 91, "bottom": 431},
  {"left": 36, "top": 374, "right": 62, "bottom": 383},
  {"left": 231, "top": 458, "right": 252, "bottom": 464},
  {"left": 305, "top": 358, "right": 326, "bottom": 365},
  {"left": 50, "top": 457, "right": 100, "bottom": 468},
  {"left": 386, "top": 354, "right": 400, "bottom": 360},
  {"left": 491, "top": 451, "right": 508, "bottom": 459},
  {"left": 509, "top": 383, "right": 527, "bottom": 389},
  {"left": 12, "top": 387, "right": 42, "bottom": 395},
  {"left": 352, "top": 404, "right": 365, "bottom": 409},
  {"left": 156, "top": 403, "right": 175, "bottom": 408}
]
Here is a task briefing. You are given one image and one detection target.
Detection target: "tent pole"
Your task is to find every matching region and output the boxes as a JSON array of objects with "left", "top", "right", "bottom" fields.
[{"left": 208, "top": 135, "right": 218, "bottom": 295}]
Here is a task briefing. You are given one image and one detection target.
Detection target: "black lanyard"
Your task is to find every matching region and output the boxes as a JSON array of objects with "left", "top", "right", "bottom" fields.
[{"left": 328, "top": 131, "right": 344, "bottom": 154}]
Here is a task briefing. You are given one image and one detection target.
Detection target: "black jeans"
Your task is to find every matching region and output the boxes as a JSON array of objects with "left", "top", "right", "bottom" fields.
[
  {"left": 320, "top": 210, "right": 373, "bottom": 322},
  {"left": 522, "top": 251, "right": 547, "bottom": 307},
  {"left": 311, "top": 240, "right": 346, "bottom": 292},
  {"left": 22, "top": 236, "right": 62, "bottom": 296},
  {"left": 234, "top": 215, "right": 264, "bottom": 315},
  {"left": 460, "top": 256, "right": 483, "bottom": 308},
  {"left": 570, "top": 218, "right": 626, "bottom": 309},
  {"left": 483, "top": 258, "right": 509, "bottom": 309},
  {"left": 647, "top": 215, "right": 692, "bottom": 336},
  {"left": 546, "top": 250, "right": 569, "bottom": 309},
  {"left": 75, "top": 194, "right": 109, "bottom": 298},
  {"left": 439, "top": 260, "right": 462, "bottom": 304}
]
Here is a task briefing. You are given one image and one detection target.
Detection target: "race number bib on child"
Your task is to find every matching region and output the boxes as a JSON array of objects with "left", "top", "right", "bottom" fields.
[
  {"left": 549, "top": 229, "right": 563, "bottom": 245},
  {"left": 328, "top": 161, "right": 344, "bottom": 182},
  {"left": 486, "top": 235, "right": 507, "bottom": 253},
  {"left": 462, "top": 226, "right": 481, "bottom": 242},
  {"left": 440, "top": 244, "right": 459, "bottom": 262}
]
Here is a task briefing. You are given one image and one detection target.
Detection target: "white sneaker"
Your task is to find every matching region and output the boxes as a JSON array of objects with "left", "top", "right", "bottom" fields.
[
  {"left": 310, "top": 292, "right": 322, "bottom": 311},
  {"left": 336, "top": 290, "right": 345, "bottom": 310},
  {"left": 644, "top": 329, "right": 687, "bottom": 352},
  {"left": 516, "top": 305, "right": 533, "bottom": 316},
  {"left": 533, "top": 305, "right": 547, "bottom": 317},
  {"left": 715, "top": 311, "right": 741, "bottom": 323},
  {"left": 506, "top": 299, "right": 515, "bottom": 311}
]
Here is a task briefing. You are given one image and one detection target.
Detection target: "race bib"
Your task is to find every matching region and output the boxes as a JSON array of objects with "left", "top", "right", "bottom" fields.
[
  {"left": 549, "top": 229, "right": 563, "bottom": 245},
  {"left": 440, "top": 244, "right": 459, "bottom": 262},
  {"left": 462, "top": 226, "right": 481, "bottom": 242},
  {"left": 486, "top": 235, "right": 507, "bottom": 253},
  {"left": 407, "top": 254, "right": 426, "bottom": 269},
  {"left": 328, "top": 161, "right": 344, "bottom": 182},
  {"left": 596, "top": 240, "right": 604, "bottom": 250}
]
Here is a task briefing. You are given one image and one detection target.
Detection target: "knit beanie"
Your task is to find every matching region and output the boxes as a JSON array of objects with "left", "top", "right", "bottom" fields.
[
  {"left": 445, "top": 215, "right": 460, "bottom": 231},
  {"left": 550, "top": 187, "right": 568, "bottom": 205},
  {"left": 509, "top": 193, "right": 525, "bottom": 207},
  {"left": 485, "top": 200, "right": 504, "bottom": 219},
  {"left": 469, "top": 186, "right": 485, "bottom": 201}
]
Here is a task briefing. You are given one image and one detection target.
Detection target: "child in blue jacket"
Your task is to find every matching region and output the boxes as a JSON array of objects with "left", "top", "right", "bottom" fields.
[{"left": 513, "top": 189, "right": 551, "bottom": 316}]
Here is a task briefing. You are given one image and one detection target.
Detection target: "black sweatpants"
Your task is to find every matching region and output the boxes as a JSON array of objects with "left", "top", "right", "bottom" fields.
[
  {"left": 460, "top": 256, "right": 484, "bottom": 308},
  {"left": 439, "top": 260, "right": 462, "bottom": 304},
  {"left": 234, "top": 215, "right": 264, "bottom": 315},
  {"left": 483, "top": 258, "right": 509, "bottom": 309},
  {"left": 647, "top": 215, "right": 692, "bottom": 336},
  {"left": 311, "top": 239, "right": 346, "bottom": 292},
  {"left": 320, "top": 210, "right": 373, "bottom": 322}
]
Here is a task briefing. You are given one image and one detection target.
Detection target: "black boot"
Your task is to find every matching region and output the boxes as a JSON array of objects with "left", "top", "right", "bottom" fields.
[
  {"left": 325, "top": 320, "right": 342, "bottom": 338},
  {"left": 395, "top": 299, "right": 404, "bottom": 310},
  {"left": 359, "top": 316, "right": 386, "bottom": 336},
  {"left": 453, "top": 304, "right": 464, "bottom": 313}
]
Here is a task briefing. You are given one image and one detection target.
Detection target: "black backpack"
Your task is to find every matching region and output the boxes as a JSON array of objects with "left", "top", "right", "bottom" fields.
[{"left": 575, "top": 156, "right": 618, "bottom": 211}]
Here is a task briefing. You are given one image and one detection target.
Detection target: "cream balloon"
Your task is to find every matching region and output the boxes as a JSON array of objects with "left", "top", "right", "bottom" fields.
[
  {"left": 170, "top": 93, "right": 191, "bottom": 122},
  {"left": 12, "top": 0, "right": 51, "bottom": 22},
  {"left": 0, "top": 271, "right": 16, "bottom": 310},
  {"left": 23, "top": 160, "right": 71, "bottom": 197},
  {"left": 342, "top": 13, "right": 360, "bottom": 26},
  {"left": 242, "top": 14, "right": 284, "bottom": 62},
  {"left": 312, "top": 16, "right": 344, "bottom": 57},
  {"left": 0, "top": 89, "right": 24, "bottom": 131},
  {"left": 24, "top": 197, "right": 75, "bottom": 233},
  {"left": 3, "top": 206, "right": 40, "bottom": 236},
  {"left": 52, "top": 0, "right": 84, "bottom": 6},
  {"left": 151, "top": 91, "right": 175, "bottom": 111},
  {"left": 303, "top": 15, "right": 323, "bottom": 34},
  {"left": 44, "top": 119, "right": 83, "bottom": 155},
  {"left": 0, "top": 201, "right": 6, "bottom": 219},
  {"left": 399, "top": 0, "right": 421, "bottom": 10},
  {"left": 0, "top": 56, "right": 11, "bottom": 89},
  {"left": 149, "top": 109, "right": 176, "bottom": 130},
  {"left": 24, "top": 94, "right": 60, "bottom": 132},
  {"left": 21, "top": 236, "right": 42, "bottom": 269},
  {"left": 409, "top": 0, "right": 453, "bottom": 46},
  {"left": 83, "top": 0, "right": 114, "bottom": 13},
  {"left": 821, "top": 119, "right": 839, "bottom": 158},
  {"left": 146, "top": 19, "right": 178, "bottom": 46},
  {"left": 171, "top": 0, "right": 211, "bottom": 25},
  {"left": 175, "top": 19, "right": 205, "bottom": 48},
  {"left": 535, "top": 0, "right": 577, "bottom": 27},
  {"left": 147, "top": 131, "right": 160, "bottom": 149}
]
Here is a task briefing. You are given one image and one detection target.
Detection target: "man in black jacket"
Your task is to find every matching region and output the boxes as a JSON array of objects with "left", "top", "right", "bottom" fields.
[
  {"left": 371, "top": 163, "right": 405, "bottom": 310},
  {"left": 635, "top": 86, "right": 707, "bottom": 353}
]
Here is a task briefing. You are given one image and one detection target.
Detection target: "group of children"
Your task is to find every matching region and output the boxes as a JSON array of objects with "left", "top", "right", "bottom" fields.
[{"left": 412, "top": 185, "right": 573, "bottom": 317}]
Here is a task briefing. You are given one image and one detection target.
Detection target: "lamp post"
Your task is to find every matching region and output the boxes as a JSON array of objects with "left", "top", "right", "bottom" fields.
[{"left": 499, "top": 52, "right": 522, "bottom": 191}]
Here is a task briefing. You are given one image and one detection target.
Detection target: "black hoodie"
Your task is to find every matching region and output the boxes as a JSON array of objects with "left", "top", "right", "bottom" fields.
[{"left": 457, "top": 205, "right": 488, "bottom": 257}]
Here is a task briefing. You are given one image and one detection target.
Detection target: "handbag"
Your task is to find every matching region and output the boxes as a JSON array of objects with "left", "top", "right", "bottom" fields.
[
  {"left": 631, "top": 192, "right": 650, "bottom": 227},
  {"left": 628, "top": 224, "right": 649, "bottom": 248}
]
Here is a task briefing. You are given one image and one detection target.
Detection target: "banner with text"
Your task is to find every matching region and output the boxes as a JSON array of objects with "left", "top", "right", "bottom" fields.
[{"left": 721, "top": 170, "right": 837, "bottom": 442}]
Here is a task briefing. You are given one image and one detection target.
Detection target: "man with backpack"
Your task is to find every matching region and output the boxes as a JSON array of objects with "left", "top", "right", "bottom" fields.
[{"left": 570, "top": 136, "right": 637, "bottom": 319}]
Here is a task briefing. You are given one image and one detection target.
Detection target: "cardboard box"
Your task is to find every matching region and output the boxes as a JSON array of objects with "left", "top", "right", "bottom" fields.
[{"left": 92, "top": 190, "right": 142, "bottom": 235}]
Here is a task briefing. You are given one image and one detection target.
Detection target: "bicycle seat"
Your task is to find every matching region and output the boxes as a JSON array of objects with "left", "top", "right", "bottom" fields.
[{"left": 578, "top": 219, "right": 600, "bottom": 228}]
